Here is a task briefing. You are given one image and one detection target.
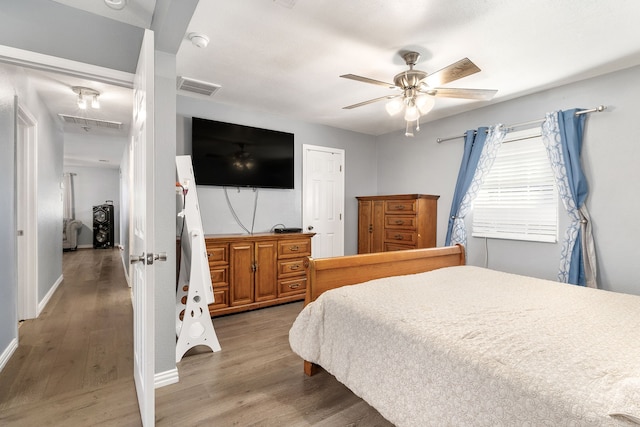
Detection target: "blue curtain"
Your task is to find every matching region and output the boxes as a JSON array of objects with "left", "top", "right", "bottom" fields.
[
  {"left": 542, "top": 109, "right": 596, "bottom": 287},
  {"left": 558, "top": 109, "right": 589, "bottom": 285},
  {"left": 445, "top": 128, "right": 489, "bottom": 246}
]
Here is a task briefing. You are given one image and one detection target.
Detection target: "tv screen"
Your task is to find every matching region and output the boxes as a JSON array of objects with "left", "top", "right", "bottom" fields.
[{"left": 191, "top": 117, "right": 294, "bottom": 189}]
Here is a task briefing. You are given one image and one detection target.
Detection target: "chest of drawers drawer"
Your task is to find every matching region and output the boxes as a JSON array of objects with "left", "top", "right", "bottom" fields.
[
  {"left": 384, "top": 215, "right": 416, "bottom": 229},
  {"left": 385, "top": 229, "right": 418, "bottom": 245},
  {"left": 385, "top": 200, "right": 417, "bottom": 214}
]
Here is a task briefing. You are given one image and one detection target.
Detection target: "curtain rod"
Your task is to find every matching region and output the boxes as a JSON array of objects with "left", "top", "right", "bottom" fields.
[{"left": 436, "top": 105, "right": 607, "bottom": 143}]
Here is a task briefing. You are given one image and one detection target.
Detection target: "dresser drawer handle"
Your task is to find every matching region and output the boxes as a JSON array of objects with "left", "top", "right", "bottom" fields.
[
  {"left": 289, "top": 264, "right": 301, "bottom": 271},
  {"left": 394, "top": 205, "right": 405, "bottom": 210},
  {"left": 289, "top": 245, "right": 299, "bottom": 251},
  {"left": 394, "top": 220, "right": 404, "bottom": 225},
  {"left": 207, "top": 252, "right": 211, "bottom": 258},
  {"left": 288, "top": 283, "right": 301, "bottom": 289},
  {"left": 394, "top": 234, "right": 404, "bottom": 240}
]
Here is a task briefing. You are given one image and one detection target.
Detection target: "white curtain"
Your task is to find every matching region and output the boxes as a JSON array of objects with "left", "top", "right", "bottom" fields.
[{"left": 63, "top": 172, "right": 76, "bottom": 220}]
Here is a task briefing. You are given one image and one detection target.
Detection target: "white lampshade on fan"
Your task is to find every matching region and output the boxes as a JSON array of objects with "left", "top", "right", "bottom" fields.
[
  {"left": 416, "top": 94, "right": 435, "bottom": 114},
  {"left": 404, "top": 105, "right": 420, "bottom": 121},
  {"left": 385, "top": 98, "right": 404, "bottom": 116}
]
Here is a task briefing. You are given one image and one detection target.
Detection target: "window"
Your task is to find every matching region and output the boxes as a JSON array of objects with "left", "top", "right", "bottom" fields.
[{"left": 472, "top": 128, "right": 558, "bottom": 243}]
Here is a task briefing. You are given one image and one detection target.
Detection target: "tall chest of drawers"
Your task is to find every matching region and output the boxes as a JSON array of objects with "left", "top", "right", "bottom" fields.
[{"left": 357, "top": 194, "right": 439, "bottom": 254}]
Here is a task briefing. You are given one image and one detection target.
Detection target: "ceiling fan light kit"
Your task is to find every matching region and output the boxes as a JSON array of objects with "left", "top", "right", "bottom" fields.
[{"left": 341, "top": 51, "right": 497, "bottom": 137}]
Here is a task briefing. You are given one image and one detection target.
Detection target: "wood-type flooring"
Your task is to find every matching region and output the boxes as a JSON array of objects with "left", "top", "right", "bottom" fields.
[{"left": 0, "top": 248, "right": 391, "bottom": 426}]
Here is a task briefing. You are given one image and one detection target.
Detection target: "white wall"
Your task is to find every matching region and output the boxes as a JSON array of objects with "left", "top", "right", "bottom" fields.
[
  {"left": 176, "top": 95, "right": 378, "bottom": 256},
  {"left": 63, "top": 165, "right": 120, "bottom": 248},
  {"left": 375, "top": 65, "right": 640, "bottom": 295}
]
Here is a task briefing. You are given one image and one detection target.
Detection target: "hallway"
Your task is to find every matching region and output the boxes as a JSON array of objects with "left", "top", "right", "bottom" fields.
[{"left": 0, "top": 248, "right": 141, "bottom": 425}]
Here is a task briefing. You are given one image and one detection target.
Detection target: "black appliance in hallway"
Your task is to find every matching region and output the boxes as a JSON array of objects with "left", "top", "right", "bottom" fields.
[{"left": 93, "top": 201, "right": 114, "bottom": 249}]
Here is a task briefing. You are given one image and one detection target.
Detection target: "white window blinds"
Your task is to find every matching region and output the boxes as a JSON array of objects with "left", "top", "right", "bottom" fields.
[{"left": 472, "top": 128, "right": 558, "bottom": 243}]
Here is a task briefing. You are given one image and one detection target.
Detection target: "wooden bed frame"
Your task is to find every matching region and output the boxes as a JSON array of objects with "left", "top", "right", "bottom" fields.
[{"left": 302, "top": 244, "right": 465, "bottom": 375}]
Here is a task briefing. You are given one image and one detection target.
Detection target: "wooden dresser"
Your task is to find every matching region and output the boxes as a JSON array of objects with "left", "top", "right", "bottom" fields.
[
  {"left": 357, "top": 194, "right": 439, "bottom": 254},
  {"left": 204, "top": 233, "right": 314, "bottom": 317}
]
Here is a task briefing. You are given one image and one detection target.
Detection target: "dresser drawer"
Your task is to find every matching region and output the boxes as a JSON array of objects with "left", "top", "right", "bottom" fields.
[
  {"left": 278, "top": 277, "right": 307, "bottom": 297},
  {"left": 385, "top": 200, "right": 416, "bottom": 214},
  {"left": 385, "top": 215, "right": 416, "bottom": 229},
  {"left": 385, "top": 230, "right": 418, "bottom": 245},
  {"left": 209, "top": 266, "right": 228, "bottom": 288},
  {"left": 278, "top": 259, "right": 306, "bottom": 277},
  {"left": 277, "top": 239, "right": 311, "bottom": 258},
  {"left": 205, "top": 243, "right": 228, "bottom": 265},
  {"left": 210, "top": 287, "right": 229, "bottom": 310}
]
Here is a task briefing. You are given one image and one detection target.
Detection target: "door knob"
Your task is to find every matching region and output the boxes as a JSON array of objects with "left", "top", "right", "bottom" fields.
[{"left": 130, "top": 253, "right": 145, "bottom": 264}]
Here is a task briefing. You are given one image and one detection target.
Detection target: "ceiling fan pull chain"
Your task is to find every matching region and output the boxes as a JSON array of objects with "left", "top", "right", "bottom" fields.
[{"left": 405, "top": 121, "right": 414, "bottom": 137}]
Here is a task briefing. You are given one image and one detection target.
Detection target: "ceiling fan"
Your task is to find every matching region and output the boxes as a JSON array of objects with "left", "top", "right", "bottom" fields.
[{"left": 341, "top": 51, "right": 497, "bottom": 136}]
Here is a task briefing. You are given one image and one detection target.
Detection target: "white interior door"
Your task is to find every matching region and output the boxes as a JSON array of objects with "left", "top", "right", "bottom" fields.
[
  {"left": 16, "top": 104, "right": 37, "bottom": 321},
  {"left": 130, "top": 29, "right": 155, "bottom": 426},
  {"left": 302, "top": 144, "right": 345, "bottom": 259}
]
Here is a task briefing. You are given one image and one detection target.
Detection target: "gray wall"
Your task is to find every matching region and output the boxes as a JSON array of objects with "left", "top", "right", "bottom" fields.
[
  {"left": 33, "top": 94, "right": 64, "bottom": 302},
  {"left": 0, "top": 72, "right": 17, "bottom": 358},
  {"left": 176, "top": 96, "right": 378, "bottom": 256},
  {"left": 64, "top": 165, "right": 121, "bottom": 248},
  {"left": 375, "top": 65, "right": 640, "bottom": 295},
  {"left": 0, "top": 64, "right": 64, "bottom": 357}
]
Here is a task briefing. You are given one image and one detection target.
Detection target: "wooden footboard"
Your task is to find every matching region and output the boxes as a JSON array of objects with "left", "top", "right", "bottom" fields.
[
  {"left": 303, "top": 244, "right": 465, "bottom": 306},
  {"left": 301, "top": 245, "right": 465, "bottom": 375}
]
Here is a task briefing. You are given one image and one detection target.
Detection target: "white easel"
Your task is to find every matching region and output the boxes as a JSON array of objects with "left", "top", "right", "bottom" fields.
[{"left": 175, "top": 155, "right": 221, "bottom": 362}]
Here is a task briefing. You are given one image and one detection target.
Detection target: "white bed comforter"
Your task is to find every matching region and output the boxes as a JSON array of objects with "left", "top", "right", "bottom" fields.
[{"left": 289, "top": 266, "right": 640, "bottom": 426}]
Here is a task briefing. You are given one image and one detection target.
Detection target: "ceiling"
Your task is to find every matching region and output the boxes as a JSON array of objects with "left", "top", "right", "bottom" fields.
[
  {"left": 177, "top": 0, "right": 640, "bottom": 135},
  {"left": 13, "top": 0, "right": 640, "bottom": 166}
]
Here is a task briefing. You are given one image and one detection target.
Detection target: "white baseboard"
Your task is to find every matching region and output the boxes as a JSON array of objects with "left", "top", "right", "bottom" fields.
[
  {"left": 77, "top": 244, "right": 93, "bottom": 249},
  {"left": 155, "top": 367, "right": 179, "bottom": 388},
  {"left": 0, "top": 338, "right": 18, "bottom": 373},
  {"left": 38, "top": 274, "right": 63, "bottom": 316},
  {"left": 120, "top": 251, "right": 131, "bottom": 287}
]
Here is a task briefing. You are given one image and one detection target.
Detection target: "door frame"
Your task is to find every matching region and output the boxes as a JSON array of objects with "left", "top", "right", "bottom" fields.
[
  {"left": 16, "top": 103, "right": 38, "bottom": 320},
  {"left": 301, "top": 144, "right": 345, "bottom": 258}
]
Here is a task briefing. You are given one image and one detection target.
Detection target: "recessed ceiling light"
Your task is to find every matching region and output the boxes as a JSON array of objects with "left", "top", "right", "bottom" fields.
[{"left": 104, "top": 0, "right": 126, "bottom": 10}]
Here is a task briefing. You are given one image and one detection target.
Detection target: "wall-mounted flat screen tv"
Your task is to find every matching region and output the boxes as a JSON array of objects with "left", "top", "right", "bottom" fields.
[{"left": 191, "top": 117, "right": 294, "bottom": 189}]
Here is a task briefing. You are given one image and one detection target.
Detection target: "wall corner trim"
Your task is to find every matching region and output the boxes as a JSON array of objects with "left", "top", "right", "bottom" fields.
[
  {"left": 155, "top": 367, "right": 179, "bottom": 389},
  {"left": 0, "top": 338, "right": 18, "bottom": 373},
  {"left": 38, "top": 274, "right": 63, "bottom": 316}
]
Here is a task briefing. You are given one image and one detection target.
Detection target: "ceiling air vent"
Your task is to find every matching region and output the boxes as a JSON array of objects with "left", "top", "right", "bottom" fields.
[
  {"left": 177, "top": 76, "right": 221, "bottom": 96},
  {"left": 58, "top": 114, "right": 123, "bottom": 129}
]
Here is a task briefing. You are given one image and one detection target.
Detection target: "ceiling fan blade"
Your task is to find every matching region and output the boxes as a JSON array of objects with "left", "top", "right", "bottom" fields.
[
  {"left": 424, "top": 58, "right": 481, "bottom": 87},
  {"left": 429, "top": 87, "right": 497, "bottom": 100},
  {"left": 340, "top": 74, "right": 397, "bottom": 89},
  {"left": 343, "top": 95, "right": 399, "bottom": 110}
]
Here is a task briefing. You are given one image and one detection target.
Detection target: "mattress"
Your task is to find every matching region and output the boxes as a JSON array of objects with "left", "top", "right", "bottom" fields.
[{"left": 289, "top": 265, "right": 640, "bottom": 426}]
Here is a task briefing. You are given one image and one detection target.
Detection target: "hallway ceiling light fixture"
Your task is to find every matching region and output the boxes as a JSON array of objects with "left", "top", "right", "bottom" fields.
[
  {"left": 72, "top": 86, "right": 100, "bottom": 110},
  {"left": 104, "top": 0, "right": 127, "bottom": 10}
]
